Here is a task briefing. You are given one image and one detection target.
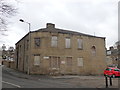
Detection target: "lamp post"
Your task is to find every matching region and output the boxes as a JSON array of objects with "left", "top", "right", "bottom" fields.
[
  {"left": 19, "top": 19, "right": 31, "bottom": 75},
  {"left": 19, "top": 19, "right": 31, "bottom": 32}
]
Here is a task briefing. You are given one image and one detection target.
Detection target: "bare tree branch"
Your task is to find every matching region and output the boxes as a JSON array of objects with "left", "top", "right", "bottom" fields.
[{"left": 0, "top": 0, "right": 17, "bottom": 31}]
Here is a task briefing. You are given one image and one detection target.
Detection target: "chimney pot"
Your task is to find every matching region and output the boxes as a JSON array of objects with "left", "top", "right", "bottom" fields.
[{"left": 109, "top": 46, "right": 114, "bottom": 50}]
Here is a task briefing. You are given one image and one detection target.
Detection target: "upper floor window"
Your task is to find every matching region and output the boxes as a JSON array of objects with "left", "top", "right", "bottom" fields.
[
  {"left": 91, "top": 46, "right": 96, "bottom": 56},
  {"left": 34, "top": 37, "right": 41, "bottom": 47},
  {"left": 19, "top": 45, "right": 21, "bottom": 52},
  {"left": 77, "top": 39, "right": 83, "bottom": 49},
  {"left": 51, "top": 36, "right": 58, "bottom": 47},
  {"left": 65, "top": 38, "right": 71, "bottom": 48}
]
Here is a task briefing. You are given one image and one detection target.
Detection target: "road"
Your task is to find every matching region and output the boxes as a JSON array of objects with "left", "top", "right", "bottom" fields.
[
  {"left": 2, "top": 66, "right": 119, "bottom": 88},
  {"left": 2, "top": 66, "right": 84, "bottom": 88}
]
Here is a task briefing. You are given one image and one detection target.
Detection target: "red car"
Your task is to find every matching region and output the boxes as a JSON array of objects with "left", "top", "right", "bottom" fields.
[{"left": 104, "top": 67, "right": 120, "bottom": 78}]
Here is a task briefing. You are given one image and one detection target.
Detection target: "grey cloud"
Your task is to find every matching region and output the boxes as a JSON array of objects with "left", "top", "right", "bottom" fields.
[{"left": 0, "top": 0, "right": 118, "bottom": 49}]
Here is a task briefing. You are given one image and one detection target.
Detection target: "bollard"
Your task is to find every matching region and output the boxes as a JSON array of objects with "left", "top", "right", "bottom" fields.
[
  {"left": 105, "top": 76, "right": 108, "bottom": 88},
  {"left": 109, "top": 77, "right": 112, "bottom": 86}
]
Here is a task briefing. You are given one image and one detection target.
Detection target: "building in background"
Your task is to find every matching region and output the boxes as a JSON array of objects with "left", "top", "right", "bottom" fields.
[
  {"left": 106, "top": 49, "right": 113, "bottom": 67},
  {"left": 15, "top": 23, "right": 107, "bottom": 75},
  {"left": 106, "top": 46, "right": 118, "bottom": 67},
  {"left": 1, "top": 44, "right": 15, "bottom": 61}
]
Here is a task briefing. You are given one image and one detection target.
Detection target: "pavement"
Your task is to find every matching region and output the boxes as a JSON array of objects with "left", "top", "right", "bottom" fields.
[
  {"left": 2, "top": 65, "right": 51, "bottom": 80},
  {"left": 2, "top": 65, "right": 119, "bottom": 88},
  {"left": 3, "top": 66, "right": 83, "bottom": 88}
]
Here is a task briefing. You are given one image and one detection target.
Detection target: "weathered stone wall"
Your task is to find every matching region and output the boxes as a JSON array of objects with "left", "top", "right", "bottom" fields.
[
  {"left": 15, "top": 26, "right": 107, "bottom": 75},
  {"left": 29, "top": 32, "right": 106, "bottom": 75},
  {"left": 9, "top": 61, "right": 16, "bottom": 69},
  {"left": 2, "top": 60, "right": 10, "bottom": 67},
  {"left": 2, "top": 60, "right": 16, "bottom": 69}
]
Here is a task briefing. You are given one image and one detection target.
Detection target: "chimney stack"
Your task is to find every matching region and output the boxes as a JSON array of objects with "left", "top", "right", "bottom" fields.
[
  {"left": 46, "top": 23, "right": 55, "bottom": 28},
  {"left": 109, "top": 46, "right": 114, "bottom": 50}
]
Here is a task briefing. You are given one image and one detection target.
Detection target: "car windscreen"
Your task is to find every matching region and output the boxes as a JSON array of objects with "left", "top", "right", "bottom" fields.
[
  {"left": 106, "top": 68, "right": 112, "bottom": 71},
  {"left": 114, "top": 69, "right": 120, "bottom": 71}
]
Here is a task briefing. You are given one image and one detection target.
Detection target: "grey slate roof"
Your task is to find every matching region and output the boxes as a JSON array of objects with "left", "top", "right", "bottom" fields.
[
  {"left": 33, "top": 27, "right": 105, "bottom": 39},
  {"left": 16, "top": 24, "right": 105, "bottom": 45}
]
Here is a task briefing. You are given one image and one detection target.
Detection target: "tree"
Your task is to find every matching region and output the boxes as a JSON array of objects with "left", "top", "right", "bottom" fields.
[{"left": 0, "top": 0, "right": 17, "bottom": 31}]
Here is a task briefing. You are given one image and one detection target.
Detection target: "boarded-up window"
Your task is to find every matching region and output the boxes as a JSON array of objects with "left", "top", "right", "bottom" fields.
[
  {"left": 65, "top": 38, "right": 71, "bottom": 48},
  {"left": 66, "top": 57, "right": 72, "bottom": 66},
  {"left": 50, "top": 56, "right": 60, "bottom": 68},
  {"left": 34, "top": 38, "right": 41, "bottom": 47},
  {"left": 77, "top": 58, "right": 83, "bottom": 66},
  {"left": 51, "top": 36, "right": 58, "bottom": 47},
  {"left": 34, "top": 55, "right": 40, "bottom": 66},
  {"left": 77, "top": 39, "right": 83, "bottom": 49},
  {"left": 91, "top": 46, "right": 96, "bottom": 56}
]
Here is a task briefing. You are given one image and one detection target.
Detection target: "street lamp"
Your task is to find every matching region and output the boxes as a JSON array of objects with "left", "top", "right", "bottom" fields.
[
  {"left": 19, "top": 19, "right": 31, "bottom": 75},
  {"left": 19, "top": 19, "right": 31, "bottom": 32}
]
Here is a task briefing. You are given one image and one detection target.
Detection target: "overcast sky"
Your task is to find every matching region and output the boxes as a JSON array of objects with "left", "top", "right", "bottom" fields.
[{"left": 0, "top": 0, "right": 119, "bottom": 49}]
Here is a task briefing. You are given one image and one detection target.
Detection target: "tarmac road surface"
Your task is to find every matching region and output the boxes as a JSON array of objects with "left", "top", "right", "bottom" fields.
[
  {"left": 2, "top": 66, "right": 85, "bottom": 88},
  {"left": 2, "top": 66, "right": 119, "bottom": 88}
]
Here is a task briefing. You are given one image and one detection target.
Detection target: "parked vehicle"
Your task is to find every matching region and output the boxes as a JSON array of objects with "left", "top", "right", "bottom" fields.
[{"left": 104, "top": 67, "right": 120, "bottom": 78}]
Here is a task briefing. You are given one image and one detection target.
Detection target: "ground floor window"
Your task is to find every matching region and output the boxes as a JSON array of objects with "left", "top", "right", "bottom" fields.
[
  {"left": 77, "top": 57, "right": 83, "bottom": 66},
  {"left": 49, "top": 56, "right": 60, "bottom": 69},
  {"left": 66, "top": 57, "right": 72, "bottom": 66},
  {"left": 34, "top": 54, "right": 40, "bottom": 66}
]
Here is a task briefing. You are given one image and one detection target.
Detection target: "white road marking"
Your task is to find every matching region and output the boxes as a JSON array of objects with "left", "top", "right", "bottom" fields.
[{"left": 2, "top": 81, "right": 21, "bottom": 88}]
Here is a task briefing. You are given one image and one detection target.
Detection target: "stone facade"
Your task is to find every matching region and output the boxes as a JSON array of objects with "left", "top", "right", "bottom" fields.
[
  {"left": 106, "top": 46, "right": 118, "bottom": 67},
  {"left": 15, "top": 23, "right": 107, "bottom": 75}
]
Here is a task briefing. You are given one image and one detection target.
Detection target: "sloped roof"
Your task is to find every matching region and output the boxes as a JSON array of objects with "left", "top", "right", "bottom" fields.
[
  {"left": 16, "top": 23, "right": 105, "bottom": 45},
  {"left": 33, "top": 27, "right": 105, "bottom": 39}
]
